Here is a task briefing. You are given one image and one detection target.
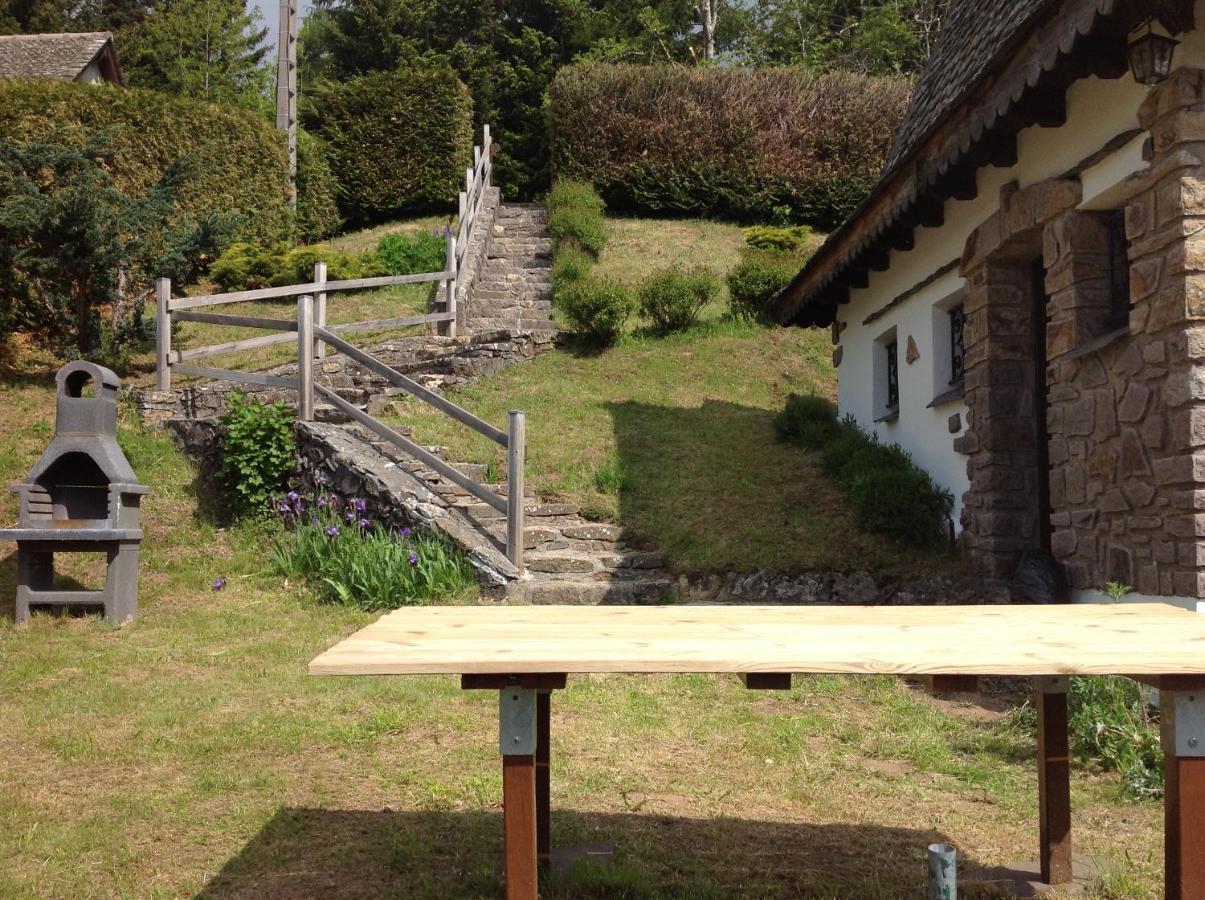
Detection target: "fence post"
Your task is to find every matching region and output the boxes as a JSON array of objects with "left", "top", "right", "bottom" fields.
[
  {"left": 314, "top": 261, "right": 328, "bottom": 359},
  {"left": 297, "top": 294, "right": 314, "bottom": 421},
  {"left": 155, "top": 277, "right": 172, "bottom": 391},
  {"left": 444, "top": 229, "right": 458, "bottom": 339},
  {"left": 507, "top": 410, "right": 526, "bottom": 571},
  {"left": 483, "top": 124, "right": 491, "bottom": 189},
  {"left": 465, "top": 167, "right": 473, "bottom": 197}
]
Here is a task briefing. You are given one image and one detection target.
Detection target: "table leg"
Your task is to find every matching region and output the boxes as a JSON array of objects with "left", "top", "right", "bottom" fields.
[
  {"left": 536, "top": 689, "right": 551, "bottom": 863},
  {"left": 500, "top": 687, "right": 539, "bottom": 900},
  {"left": 1035, "top": 676, "right": 1072, "bottom": 885},
  {"left": 1162, "top": 690, "right": 1205, "bottom": 900}
]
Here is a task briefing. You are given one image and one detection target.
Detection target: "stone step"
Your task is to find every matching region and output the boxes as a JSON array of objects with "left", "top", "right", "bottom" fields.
[
  {"left": 525, "top": 553, "right": 600, "bottom": 575},
  {"left": 524, "top": 576, "right": 678, "bottom": 605}
]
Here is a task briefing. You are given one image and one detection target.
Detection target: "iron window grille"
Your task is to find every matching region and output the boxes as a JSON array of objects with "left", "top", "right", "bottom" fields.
[
  {"left": 885, "top": 341, "right": 899, "bottom": 410},
  {"left": 949, "top": 305, "right": 966, "bottom": 386}
]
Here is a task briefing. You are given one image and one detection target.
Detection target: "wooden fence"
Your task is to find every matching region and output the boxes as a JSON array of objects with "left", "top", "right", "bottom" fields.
[{"left": 150, "top": 125, "right": 526, "bottom": 569}]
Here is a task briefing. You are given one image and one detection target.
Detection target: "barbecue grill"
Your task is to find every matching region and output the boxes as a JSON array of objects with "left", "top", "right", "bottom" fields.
[{"left": 1, "top": 361, "right": 148, "bottom": 622}]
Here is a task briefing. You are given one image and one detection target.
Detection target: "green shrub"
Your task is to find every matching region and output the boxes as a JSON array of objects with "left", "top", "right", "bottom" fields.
[
  {"left": 556, "top": 276, "right": 635, "bottom": 347},
  {"left": 547, "top": 179, "right": 608, "bottom": 256},
  {"left": 217, "top": 392, "right": 297, "bottom": 519},
  {"left": 1068, "top": 676, "right": 1162, "bottom": 799},
  {"left": 812, "top": 416, "right": 953, "bottom": 551},
  {"left": 637, "top": 266, "right": 718, "bottom": 334},
  {"left": 551, "top": 244, "right": 594, "bottom": 292},
  {"left": 774, "top": 394, "right": 839, "bottom": 449},
  {"left": 296, "top": 130, "right": 343, "bottom": 241},
  {"left": 376, "top": 230, "right": 446, "bottom": 276},
  {"left": 0, "top": 80, "right": 334, "bottom": 247},
  {"left": 209, "top": 241, "right": 383, "bottom": 290},
  {"left": 549, "top": 65, "right": 910, "bottom": 228},
  {"left": 303, "top": 67, "right": 473, "bottom": 224},
  {"left": 210, "top": 241, "right": 287, "bottom": 291},
  {"left": 743, "top": 225, "right": 814, "bottom": 252},
  {"left": 727, "top": 251, "right": 802, "bottom": 324},
  {"left": 271, "top": 487, "right": 476, "bottom": 608}
]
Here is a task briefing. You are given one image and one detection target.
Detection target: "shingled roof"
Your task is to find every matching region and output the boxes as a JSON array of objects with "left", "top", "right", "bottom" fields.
[
  {"left": 0, "top": 32, "right": 122, "bottom": 84},
  {"left": 777, "top": 0, "right": 1195, "bottom": 328}
]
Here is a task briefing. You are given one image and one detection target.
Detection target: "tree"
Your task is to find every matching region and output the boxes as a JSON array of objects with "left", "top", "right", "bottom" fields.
[
  {"left": 0, "top": 133, "right": 206, "bottom": 359},
  {"left": 120, "top": 0, "right": 271, "bottom": 111}
]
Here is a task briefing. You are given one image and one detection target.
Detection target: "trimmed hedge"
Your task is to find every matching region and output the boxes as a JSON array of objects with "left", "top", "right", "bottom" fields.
[
  {"left": 549, "top": 64, "right": 911, "bottom": 228},
  {"left": 0, "top": 80, "right": 337, "bottom": 245},
  {"left": 303, "top": 67, "right": 473, "bottom": 224}
]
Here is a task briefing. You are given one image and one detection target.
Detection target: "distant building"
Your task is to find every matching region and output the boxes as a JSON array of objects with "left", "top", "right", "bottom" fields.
[{"left": 0, "top": 32, "right": 123, "bottom": 85}]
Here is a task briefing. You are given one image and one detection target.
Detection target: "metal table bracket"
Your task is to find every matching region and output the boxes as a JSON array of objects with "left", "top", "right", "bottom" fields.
[
  {"left": 1163, "top": 691, "right": 1205, "bottom": 758},
  {"left": 500, "top": 687, "right": 537, "bottom": 756}
]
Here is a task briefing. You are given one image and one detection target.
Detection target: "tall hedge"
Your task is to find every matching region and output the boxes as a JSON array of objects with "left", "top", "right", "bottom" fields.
[
  {"left": 0, "top": 81, "right": 339, "bottom": 244},
  {"left": 303, "top": 67, "right": 474, "bottom": 224},
  {"left": 548, "top": 64, "right": 912, "bottom": 229}
]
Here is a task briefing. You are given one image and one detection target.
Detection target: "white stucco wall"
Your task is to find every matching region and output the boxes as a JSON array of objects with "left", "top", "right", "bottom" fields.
[{"left": 833, "top": 10, "right": 1205, "bottom": 530}]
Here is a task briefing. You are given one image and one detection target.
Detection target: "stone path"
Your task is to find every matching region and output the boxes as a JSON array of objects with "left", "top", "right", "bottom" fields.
[{"left": 464, "top": 203, "right": 555, "bottom": 336}]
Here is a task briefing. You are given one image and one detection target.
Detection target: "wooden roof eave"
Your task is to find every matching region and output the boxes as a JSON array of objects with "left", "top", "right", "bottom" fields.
[{"left": 777, "top": 0, "right": 1183, "bottom": 329}]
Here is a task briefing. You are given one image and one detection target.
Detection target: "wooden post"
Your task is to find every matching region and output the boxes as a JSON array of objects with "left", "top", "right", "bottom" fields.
[
  {"left": 314, "top": 261, "right": 328, "bottom": 359},
  {"left": 507, "top": 410, "right": 526, "bottom": 570},
  {"left": 297, "top": 294, "right": 314, "bottom": 421},
  {"left": 536, "top": 690, "right": 551, "bottom": 863},
  {"left": 459, "top": 191, "right": 467, "bottom": 228},
  {"left": 466, "top": 167, "right": 473, "bottom": 196},
  {"left": 1035, "top": 676, "right": 1072, "bottom": 885},
  {"left": 500, "top": 686, "right": 538, "bottom": 900},
  {"left": 444, "top": 230, "right": 458, "bottom": 339},
  {"left": 155, "top": 277, "right": 171, "bottom": 391},
  {"left": 1162, "top": 689, "right": 1205, "bottom": 900}
]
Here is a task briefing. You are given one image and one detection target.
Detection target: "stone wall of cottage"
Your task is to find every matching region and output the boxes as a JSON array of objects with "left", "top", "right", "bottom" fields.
[{"left": 959, "top": 68, "right": 1205, "bottom": 597}]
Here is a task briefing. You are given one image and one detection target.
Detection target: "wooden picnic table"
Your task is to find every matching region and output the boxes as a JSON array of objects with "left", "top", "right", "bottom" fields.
[{"left": 310, "top": 603, "right": 1205, "bottom": 899}]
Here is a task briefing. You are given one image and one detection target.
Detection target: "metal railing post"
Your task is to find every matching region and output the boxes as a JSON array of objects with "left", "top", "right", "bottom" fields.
[
  {"left": 483, "top": 124, "right": 491, "bottom": 189},
  {"left": 314, "top": 261, "right": 328, "bottom": 359},
  {"left": 297, "top": 294, "right": 314, "bottom": 421},
  {"left": 155, "top": 277, "right": 171, "bottom": 391},
  {"left": 507, "top": 410, "right": 526, "bottom": 571},
  {"left": 444, "top": 229, "right": 458, "bottom": 339}
]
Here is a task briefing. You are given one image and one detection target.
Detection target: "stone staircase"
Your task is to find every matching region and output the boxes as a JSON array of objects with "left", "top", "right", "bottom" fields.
[
  {"left": 297, "top": 420, "right": 679, "bottom": 603},
  {"left": 463, "top": 203, "right": 555, "bottom": 336}
]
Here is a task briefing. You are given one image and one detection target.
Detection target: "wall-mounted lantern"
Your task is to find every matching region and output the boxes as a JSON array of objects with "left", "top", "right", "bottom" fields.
[{"left": 1128, "top": 21, "right": 1179, "bottom": 86}]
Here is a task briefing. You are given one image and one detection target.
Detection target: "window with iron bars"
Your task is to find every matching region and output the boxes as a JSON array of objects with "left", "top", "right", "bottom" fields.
[
  {"left": 949, "top": 304, "right": 965, "bottom": 386},
  {"left": 885, "top": 340, "right": 899, "bottom": 410}
]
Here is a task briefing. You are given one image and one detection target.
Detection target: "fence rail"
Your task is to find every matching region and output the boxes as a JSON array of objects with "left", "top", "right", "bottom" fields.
[{"left": 150, "top": 124, "right": 526, "bottom": 569}]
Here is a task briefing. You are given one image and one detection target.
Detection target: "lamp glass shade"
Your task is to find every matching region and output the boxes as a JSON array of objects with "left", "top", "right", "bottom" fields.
[{"left": 1128, "top": 32, "right": 1179, "bottom": 86}]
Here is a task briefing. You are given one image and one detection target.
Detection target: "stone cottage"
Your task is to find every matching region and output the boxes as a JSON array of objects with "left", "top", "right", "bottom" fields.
[{"left": 777, "top": 0, "right": 1205, "bottom": 603}]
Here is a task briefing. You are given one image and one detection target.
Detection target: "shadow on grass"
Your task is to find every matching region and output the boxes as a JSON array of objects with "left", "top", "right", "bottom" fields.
[{"left": 199, "top": 806, "right": 985, "bottom": 899}]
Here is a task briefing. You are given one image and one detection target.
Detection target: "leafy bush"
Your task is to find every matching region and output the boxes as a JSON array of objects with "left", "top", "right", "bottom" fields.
[
  {"left": 217, "top": 392, "right": 296, "bottom": 519},
  {"left": 743, "top": 225, "right": 814, "bottom": 252},
  {"left": 792, "top": 413, "right": 952, "bottom": 551},
  {"left": 0, "top": 80, "right": 337, "bottom": 245},
  {"left": 547, "top": 179, "right": 608, "bottom": 256},
  {"left": 549, "top": 65, "right": 910, "bottom": 228},
  {"left": 727, "top": 250, "right": 803, "bottom": 325},
  {"left": 637, "top": 266, "right": 718, "bottom": 334},
  {"left": 551, "top": 244, "right": 594, "bottom": 293},
  {"left": 303, "top": 67, "right": 473, "bottom": 224},
  {"left": 0, "top": 133, "right": 221, "bottom": 359},
  {"left": 376, "top": 230, "right": 446, "bottom": 276},
  {"left": 271, "top": 485, "right": 476, "bottom": 608},
  {"left": 556, "top": 277, "right": 636, "bottom": 347},
  {"left": 209, "top": 241, "right": 384, "bottom": 290},
  {"left": 296, "top": 130, "right": 343, "bottom": 241},
  {"left": 1068, "top": 676, "right": 1162, "bottom": 799},
  {"left": 774, "top": 395, "right": 839, "bottom": 449}
]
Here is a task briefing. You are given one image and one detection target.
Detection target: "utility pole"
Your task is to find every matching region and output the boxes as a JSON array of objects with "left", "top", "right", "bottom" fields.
[{"left": 276, "top": 0, "right": 298, "bottom": 207}]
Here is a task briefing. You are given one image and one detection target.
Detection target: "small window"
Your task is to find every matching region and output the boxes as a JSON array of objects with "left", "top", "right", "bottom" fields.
[
  {"left": 885, "top": 340, "right": 899, "bottom": 411},
  {"left": 948, "top": 304, "right": 965, "bottom": 387},
  {"left": 1106, "top": 209, "right": 1131, "bottom": 332}
]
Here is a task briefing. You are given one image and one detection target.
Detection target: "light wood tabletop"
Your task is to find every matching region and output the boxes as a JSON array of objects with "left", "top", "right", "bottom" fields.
[{"left": 308, "top": 602, "right": 1205, "bottom": 677}]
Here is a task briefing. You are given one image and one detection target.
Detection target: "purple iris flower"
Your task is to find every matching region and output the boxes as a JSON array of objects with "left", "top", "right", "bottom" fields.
[
  {"left": 353, "top": 498, "right": 367, "bottom": 513},
  {"left": 345, "top": 510, "right": 355, "bottom": 523},
  {"left": 359, "top": 518, "right": 370, "bottom": 529},
  {"left": 400, "top": 527, "right": 411, "bottom": 539},
  {"left": 286, "top": 491, "right": 300, "bottom": 503},
  {"left": 212, "top": 576, "right": 227, "bottom": 591},
  {"left": 325, "top": 525, "right": 340, "bottom": 539},
  {"left": 407, "top": 551, "right": 418, "bottom": 566},
  {"left": 314, "top": 471, "right": 327, "bottom": 486}
]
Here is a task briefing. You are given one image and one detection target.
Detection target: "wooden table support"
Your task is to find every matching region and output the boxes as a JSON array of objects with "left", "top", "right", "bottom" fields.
[
  {"left": 499, "top": 686, "right": 539, "bottom": 900},
  {"left": 1034, "top": 676, "right": 1072, "bottom": 886},
  {"left": 1161, "top": 689, "right": 1205, "bottom": 900},
  {"left": 536, "top": 690, "right": 551, "bottom": 864}
]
